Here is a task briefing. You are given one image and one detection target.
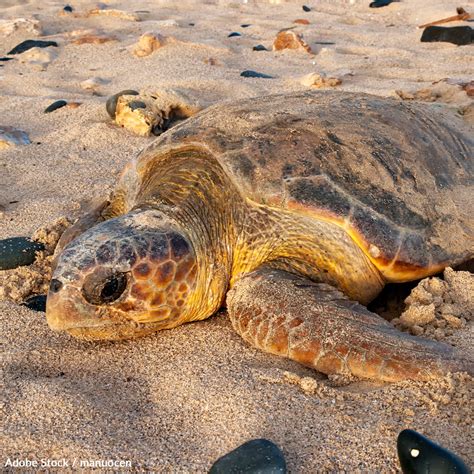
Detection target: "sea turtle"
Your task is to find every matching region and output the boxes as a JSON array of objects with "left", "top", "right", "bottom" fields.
[{"left": 46, "top": 91, "right": 473, "bottom": 382}]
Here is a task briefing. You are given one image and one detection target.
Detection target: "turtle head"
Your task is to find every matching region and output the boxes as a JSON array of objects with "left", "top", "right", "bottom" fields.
[{"left": 46, "top": 210, "right": 199, "bottom": 340}]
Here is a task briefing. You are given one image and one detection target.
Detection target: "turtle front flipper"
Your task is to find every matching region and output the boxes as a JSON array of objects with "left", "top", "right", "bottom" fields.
[{"left": 227, "top": 266, "right": 472, "bottom": 382}]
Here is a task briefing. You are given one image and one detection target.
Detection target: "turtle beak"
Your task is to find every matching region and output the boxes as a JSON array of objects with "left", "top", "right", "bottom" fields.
[{"left": 46, "top": 280, "right": 107, "bottom": 333}]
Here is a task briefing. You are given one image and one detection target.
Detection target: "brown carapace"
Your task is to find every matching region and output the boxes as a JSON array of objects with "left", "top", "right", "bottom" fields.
[{"left": 47, "top": 91, "right": 473, "bottom": 382}]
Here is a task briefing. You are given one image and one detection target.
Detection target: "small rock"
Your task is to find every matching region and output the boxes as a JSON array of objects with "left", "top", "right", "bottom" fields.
[
  {"left": 22, "top": 294, "right": 47, "bottom": 312},
  {"left": 0, "top": 57, "right": 15, "bottom": 62},
  {"left": 300, "top": 72, "right": 342, "bottom": 88},
  {"left": 72, "top": 34, "right": 116, "bottom": 45},
  {"left": 0, "top": 237, "right": 44, "bottom": 270},
  {"left": 7, "top": 39, "right": 58, "bottom": 55},
  {"left": 228, "top": 32, "right": 242, "bottom": 38},
  {"left": 0, "top": 126, "right": 31, "bottom": 149},
  {"left": 106, "top": 90, "right": 139, "bottom": 119},
  {"left": 302, "top": 5, "right": 311, "bottom": 12},
  {"left": 421, "top": 26, "right": 473, "bottom": 46},
  {"left": 397, "top": 428, "right": 469, "bottom": 474},
  {"left": 0, "top": 18, "right": 42, "bottom": 37},
  {"left": 18, "top": 47, "right": 57, "bottom": 70},
  {"left": 410, "top": 325, "right": 424, "bottom": 336},
  {"left": 240, "top": 70, "right": 274, "bottom": 79},
  {"left": 80, "top": 77, "right": 107, "bottom": 92},
  {"left": 400, "top": 303, "right": 436, "bottom": 327},
  {"left": 63, "top": 5, "right": 74, "bottom": 13},
  {"left": 88, "top": 9, "right": 141, "bottom": 21},
  {"left": 241, "top": 24, "right": 251, "bottom": 28},
  {"left": 462, "top": 81, "right": 474, "bottom": 97},
  {"left": 204, "top": 57, "right": 218, "bottom": 65},
  {"left": 273, "top": 30, "right": 312, "bottom": 53},
  {"left": 370, "top": 0, "right": 395, "bottom": 7},
  {"left": 44, "top": 100, "right": 67, "bottom": 113},
  {"left": 253, "top": 44, "right": 268, "bottom": 51},
  {"left": 133, "top": 32, "right": 167, "bottom": 57},
  {"left": 209, "top": 439, "right": 287, "bottom": 474},
  {"left": 294, "top": 19, "right": 310, "bottom": 25}
]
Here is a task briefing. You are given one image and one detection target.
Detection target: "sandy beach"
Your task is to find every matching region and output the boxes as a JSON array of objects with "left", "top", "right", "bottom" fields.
[{"left": 1, "top": 0, "right": 473, "bottom": 471}]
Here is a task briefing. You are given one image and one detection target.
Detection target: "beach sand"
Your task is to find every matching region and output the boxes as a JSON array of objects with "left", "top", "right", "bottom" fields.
[{"left": 1, "top": 0, "right": 473, "bottom": 471}]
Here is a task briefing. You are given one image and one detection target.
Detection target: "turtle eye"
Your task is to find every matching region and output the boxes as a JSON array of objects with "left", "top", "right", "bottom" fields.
[{"left": 82, "top": 269, "right": 128, "bottom": 305}]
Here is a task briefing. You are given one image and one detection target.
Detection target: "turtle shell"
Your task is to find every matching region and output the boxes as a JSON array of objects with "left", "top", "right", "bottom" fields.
[{"left": 127, "top": 91, "right": 474, "bottom": 281}]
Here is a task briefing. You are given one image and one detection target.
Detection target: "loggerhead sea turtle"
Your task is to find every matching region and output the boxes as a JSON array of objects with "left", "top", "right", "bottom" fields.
[{"left": 46, "top": 91, "right": 473, "bottom": 382}]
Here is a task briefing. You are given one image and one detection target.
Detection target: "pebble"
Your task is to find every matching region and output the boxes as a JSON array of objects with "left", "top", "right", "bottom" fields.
[
  {"left": 294, "top": 19, "right": 310, "bottom": 25},
  {"left": 463, "top": 81, "right": 474, "bottom": 96},
  {"left": 44, "top": 100, "right": 68, "bottom": 113},
  {"left": 241, "top": 24, "right": 251, "bottom": 28},
  {"left": 253, "top": 44, "right": 269, "bottom": 51},
  {"left": 0, "top": 126, "right": 31, "bottom": 149},
  {"left": 106, "top": 90, "right": 139, "bottom": 119},
  {"left": 300, "top": 72, "right": 342, "bottom": 88},
  {"left": 302, "top": 5, "right": 311, "bottom": 12},
  {"left": 0, "top": 57, "right": 15, "bottom": 62},
  {"left": 370, "top": 0, "right": 394, "bottom": 7},
  {"left": 18, "top": 47, "right": 57, "bottom": 70},
  {"left": 397, "top": 429, "right": 469, "bottom": 474},
  {"left": 63, "top": 5, "right": 73, "bottom": 13},
  {"left": 88, "top": 9, "right": 141, "bottom": 21},
  {"left": 7, "top": 40, "right": 58, "bottom": 55},
  {"left": 0, "top": 18, "right": 42, "bottom": 37},
  {"left": 209, "top": 439, "right": 287, "bottom": 474},
  {"left": 0, "top": 237, "right": 44, "bottom": 270},
  {"left": 133, "top": 32, "right": 167, "bottom": 57},
  {"left": 228, "top": 32, "right": 242, "bottom": 38},
  {"left": 420, "top": 26, "right": 473, "bottom": 46},
  {"left": 22, "top": 294, "right": 47, "bottom": 312},
  {"left": 273, "top": 30, "right": 312, "bottom": 53},
  {"left": 240, "top": 70, "right": 274, "bottom": 79}
]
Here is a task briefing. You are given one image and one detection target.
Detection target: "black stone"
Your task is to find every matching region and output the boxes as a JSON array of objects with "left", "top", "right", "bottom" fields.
[
  {"left": 128, "top": 100, "right": 147, "bottom": 111},
  {"left": 420, "top": 26, "right": 473, "bottom": 46},
  {"left": 44, "top": 100, "right": 67, "bottom": 113},
  {"left": 240, "top": 70, "right": 274, "bottom": 79},
  {"left": 63, "top": 5, "right": 73, "bottom": 12},
  {"left": 22, "top": 295, "right": 47, "bottom": 312},
  {"left": 0, "top": 57, "right": 15, "bottom": 62},
  {"left": 189, "top": 23, "right": 195, "bottom": 26},
  {"left": 228, "top": 32, "right": 242, "bottom": 38},
  {"left": 0, "top": 237, "right": 44, "bottom": 270},
  {"left": 253, "top": 44, "right": 269, "bottom": 51},
  {"left": 302, "top": 5, "right": 311, "bottom": 12},
  {"left": 241, "top": 24, "right": 251, "bottom": 28},
  {"left": 209, "top": 439, "right": 287, "bottom": 474},
  {"left": 106, "top": 89, "right": 139, "bottom": 119},
  {"left": 369, "top": 0, "right": 394, "bottom": 7},
  {"left": 397, "top": 429, "right": 469, "bottom": 474},
  {"left": 7, "top": 40, "right": 58, "bottom": 55}
]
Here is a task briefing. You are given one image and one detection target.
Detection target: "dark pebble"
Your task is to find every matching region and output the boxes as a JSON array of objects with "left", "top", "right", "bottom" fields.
[
  {"left": 63, "top": 4, "right": 73, "bottom": 12},
  {"left": 369, "top": 0, "right": 394, "bottom": 7},
  {"left": 241, "top": 24, "right": 251, "bottom": 28},
  {"left": 7, "top": 40, "right": 58, "bottom": 55},
  {"left": 128, "top": 100, "right": 147, "bottom": 111},
  {"left": 189, "top": 23, "right": 195, "bottom": 26},
  {"left": 22, "top": 295, "right": 47, "bottom": 312},
  {"left": 302, "top": 5, "right": 311, "bottom": 12},
  {"left": 228, "top": 32, "right": 242, "bottom": 38},
  {"left": 420, "top": 26, "right": 473, "bottom": 46},
  {"left": 253, "top": 44, "right": 269, "bottom": 51},
  {"left": 0, "top": 237, "right": 44, "bottom": 271},
  {"left": 241, "top": 70, "right": 274, "bottom": 79},
  {"left": 209, "top": 439, "right": 287, "bottom": 474},
  {"left": 397, "top": 429, "right": 469, "bottom": 474},
  {"left": 106, "top": 89, "right": 139, "bottom": 119},
  {"left": 44, "top": 100, "right": 67, "bottom": 113},
  {"left": 0, "top": 57, "right": 15, "bottom": 62}
]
